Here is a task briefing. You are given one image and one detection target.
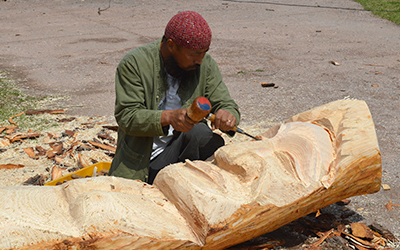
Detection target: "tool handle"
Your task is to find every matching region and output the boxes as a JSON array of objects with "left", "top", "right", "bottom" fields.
[
  {"left": 207, "top": 113, "right": 238, "bottom": 132},
  {"left": 186, "top": 97, "right": 212, "bottom": 123}
]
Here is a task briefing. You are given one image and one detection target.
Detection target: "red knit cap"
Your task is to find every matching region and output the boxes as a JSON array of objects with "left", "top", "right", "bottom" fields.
[{"left": 164, "top": 11, "right": 212, "bottom": 50}]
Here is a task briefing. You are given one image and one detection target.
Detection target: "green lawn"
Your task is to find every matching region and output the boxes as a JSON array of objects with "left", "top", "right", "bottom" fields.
[{"left": 354, "top": 0, "right": 400, "bottom": 25}]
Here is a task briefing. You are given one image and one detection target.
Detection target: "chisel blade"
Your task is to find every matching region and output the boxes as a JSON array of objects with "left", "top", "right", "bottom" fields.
[{"left": 235, "top": 128, "right": 261, "bottom": 141}]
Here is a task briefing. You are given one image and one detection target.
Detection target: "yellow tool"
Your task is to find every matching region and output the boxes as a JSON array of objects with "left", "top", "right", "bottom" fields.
[{"left": 44, "top": 162, "right": 111, "bottom": 186}]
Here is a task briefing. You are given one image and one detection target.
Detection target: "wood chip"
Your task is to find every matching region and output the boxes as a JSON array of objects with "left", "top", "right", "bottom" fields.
[
  {"left": 1, "top": 126, "right": 18, "bottom": 131},
  {"left": 0, "top": 139, "right": 11, "bottom": 147},
  {"left": 329, "top": 60, "right": 341, "bottom": 66},
  {"left": 369, "top": 223, "right": 398, "bottom": 242},
  {"left": 49, "top": 142, "right": 63, "bottom": 155},
  {"left": 385, "top": 201, "right": 393, "bottom": 210},
  {"left": 381, "top": 184, "right": 390, "bottom": 190},
  {"left": 25, "top": 109, "right": 66, "bottom": 115},
  {"left": 78, "top": 153, "right": 91, "bottom": 168},
  {"left": 76, "top": 141, "right": 96, "bottom": 150},
  {"left": 351, "top": 223, "right": 374, "bottom": 240},
  {"left": 23, "top": 174, "right": 44, "bottom": 186},
  {"left": 97, "top": 133, "right": 116, "bottom": 144},
  {"left": 5, "top": 128, "right": 17, "bottom": 134},
  {"left": 0, "top": 164, "right": 24, "bottom": 169},
  {"left": 51, "top": 166, "right": 63, "bottom": 181},
  {"left": 342, "top": 231, "right": 376, "bottom": 249},
  {"left": 363, "top": 63, "right": 385, "bottom": 67},
  {"left": 35, "top": 146, "right": 47, "bottom": 156},
  {"left": 260, "top": 82, "right": 275, "bottom": 87},
  {"left": 8, "top": 111, "right": 24, "bottom": 125},
  {"left": 54, "top": 156, "right": 66, "bottom": 165},
  {"left": 312, "top": 228, "right": 334, "bottom": 247},
  {"left": 88, "top": 140, "right": 116, "bottom": 152},
  {"left": 5, "top": 132, "right": 42, "bottom": 143},
  {"left": 371, "top": 235, "right": 386, "bottom": 247},
  {"left": 23, "top": 147, "right": 39, "bottom": 160},
  {"left": 46, "top": 150, "right": 56, "bottom": 159},
  {"left": 63, "top": 130, "right": 75, "bottom": 137},
  {"left": 385, "top": 200, "right": 400, "bottom": 211},
  {"left": 57, "top": 117, "right": 76, "bottom": 123},
  {"left": 103, "top": 125, "right": 118, "bottom": 131}
]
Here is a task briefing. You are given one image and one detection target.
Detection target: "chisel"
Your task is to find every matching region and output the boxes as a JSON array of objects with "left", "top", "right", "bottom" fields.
[
  {"left": 206, "top": 113, "right": 261, "bottom": 141},
  {"left": 186, "top": 96, "right": 261, "bottom": 141}
]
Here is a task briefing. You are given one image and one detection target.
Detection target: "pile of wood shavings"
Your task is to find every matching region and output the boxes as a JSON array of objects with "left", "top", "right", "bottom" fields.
[{"left": 0, "top": 113, "right": 117, "bottom": 187}]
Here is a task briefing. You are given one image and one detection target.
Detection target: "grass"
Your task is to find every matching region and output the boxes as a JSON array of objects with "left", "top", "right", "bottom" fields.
[
  {"left": 0, "top": 71, "right": 58, "bottom": 132},
  {"left": 354, "top": 0, "right": 400, "bottom": 25}
]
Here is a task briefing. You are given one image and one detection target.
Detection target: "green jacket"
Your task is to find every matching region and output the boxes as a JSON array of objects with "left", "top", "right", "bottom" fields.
[{"left": 109, "top": 39, "right": 240, "bottom": 182}]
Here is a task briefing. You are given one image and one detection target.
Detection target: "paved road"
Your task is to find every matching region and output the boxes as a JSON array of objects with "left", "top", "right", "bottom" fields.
[{"left": 1, "top": 0, "right": 399, "bottom": 243}]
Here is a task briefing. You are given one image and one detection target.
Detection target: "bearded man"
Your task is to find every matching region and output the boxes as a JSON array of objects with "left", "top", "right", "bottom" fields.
[{"left": 109, "top": 11, "right": 241, "bottom": 184}]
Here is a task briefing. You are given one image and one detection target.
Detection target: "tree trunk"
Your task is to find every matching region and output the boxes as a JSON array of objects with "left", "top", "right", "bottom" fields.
[{"left": 0, "top": 99, "right": 381, "bottom": 250}]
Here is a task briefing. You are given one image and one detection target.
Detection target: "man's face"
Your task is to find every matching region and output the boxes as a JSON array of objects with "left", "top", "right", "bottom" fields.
[
  {"left": 173, "top": 45, "right": 209, "bottom": 71},
  {"left": 164, "top": 43, "right": 209, "bottom": 78}
]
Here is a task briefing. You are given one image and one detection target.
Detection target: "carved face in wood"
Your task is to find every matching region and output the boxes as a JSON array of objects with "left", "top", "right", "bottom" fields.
[{"left": 154, "top": 122, "right": 335, "bottom": 230}]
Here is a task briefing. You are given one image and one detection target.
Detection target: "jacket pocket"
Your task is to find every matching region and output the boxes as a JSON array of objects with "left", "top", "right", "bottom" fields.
[{"left": 111, "top": 137, "right": 148, "bottom": 181}]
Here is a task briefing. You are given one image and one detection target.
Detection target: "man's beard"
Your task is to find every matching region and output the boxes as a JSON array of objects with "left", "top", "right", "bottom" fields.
[{"left": 164, "top": 55, "right": 199, "bottom": 82}]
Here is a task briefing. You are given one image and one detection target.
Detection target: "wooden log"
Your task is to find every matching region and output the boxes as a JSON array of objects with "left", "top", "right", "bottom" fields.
[{"left": 0, "top": 99, "right": 381, "bottom": 250}]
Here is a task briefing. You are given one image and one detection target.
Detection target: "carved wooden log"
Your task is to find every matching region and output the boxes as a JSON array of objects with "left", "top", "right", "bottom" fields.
[{"left": 0, "top": 99, "right": 381, "bottom": 250}]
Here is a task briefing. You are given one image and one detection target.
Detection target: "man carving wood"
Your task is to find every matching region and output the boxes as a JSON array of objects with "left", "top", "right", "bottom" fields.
[{"left": 109, "top": 11, "right": 240, "bottom": 184}]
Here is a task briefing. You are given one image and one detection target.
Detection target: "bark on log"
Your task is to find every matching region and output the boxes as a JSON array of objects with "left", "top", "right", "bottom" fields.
[{"left": 0, "top": 99, "right": 381, "bottom": 250}]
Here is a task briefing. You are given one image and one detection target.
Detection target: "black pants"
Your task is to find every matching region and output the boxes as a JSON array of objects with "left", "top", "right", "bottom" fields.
[{"left": 147, "top": 123, "right": 224, "bottom": 184}]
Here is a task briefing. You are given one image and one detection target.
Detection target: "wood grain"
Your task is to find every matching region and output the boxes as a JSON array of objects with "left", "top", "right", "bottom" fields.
[{"left": 0, "top": 99, "right": 381, "bottom": 250}]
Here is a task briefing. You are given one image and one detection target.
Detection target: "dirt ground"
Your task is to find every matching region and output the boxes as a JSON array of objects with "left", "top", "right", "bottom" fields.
[{"left": 1, "top": 0, "right": 399, "bottom": 248}]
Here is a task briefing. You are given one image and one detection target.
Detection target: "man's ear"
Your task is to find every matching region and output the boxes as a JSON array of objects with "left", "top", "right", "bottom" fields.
[{"left": 166, "top": 39, "right": 177, "bottom": 53}]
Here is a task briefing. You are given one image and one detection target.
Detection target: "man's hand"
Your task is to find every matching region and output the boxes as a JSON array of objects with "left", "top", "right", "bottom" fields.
[
  {"left": 211, "top": 109, "right": 236, "bottom": 132},
  {"left": 161, "top": 109, "right": 195, "bottom": 133}
]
